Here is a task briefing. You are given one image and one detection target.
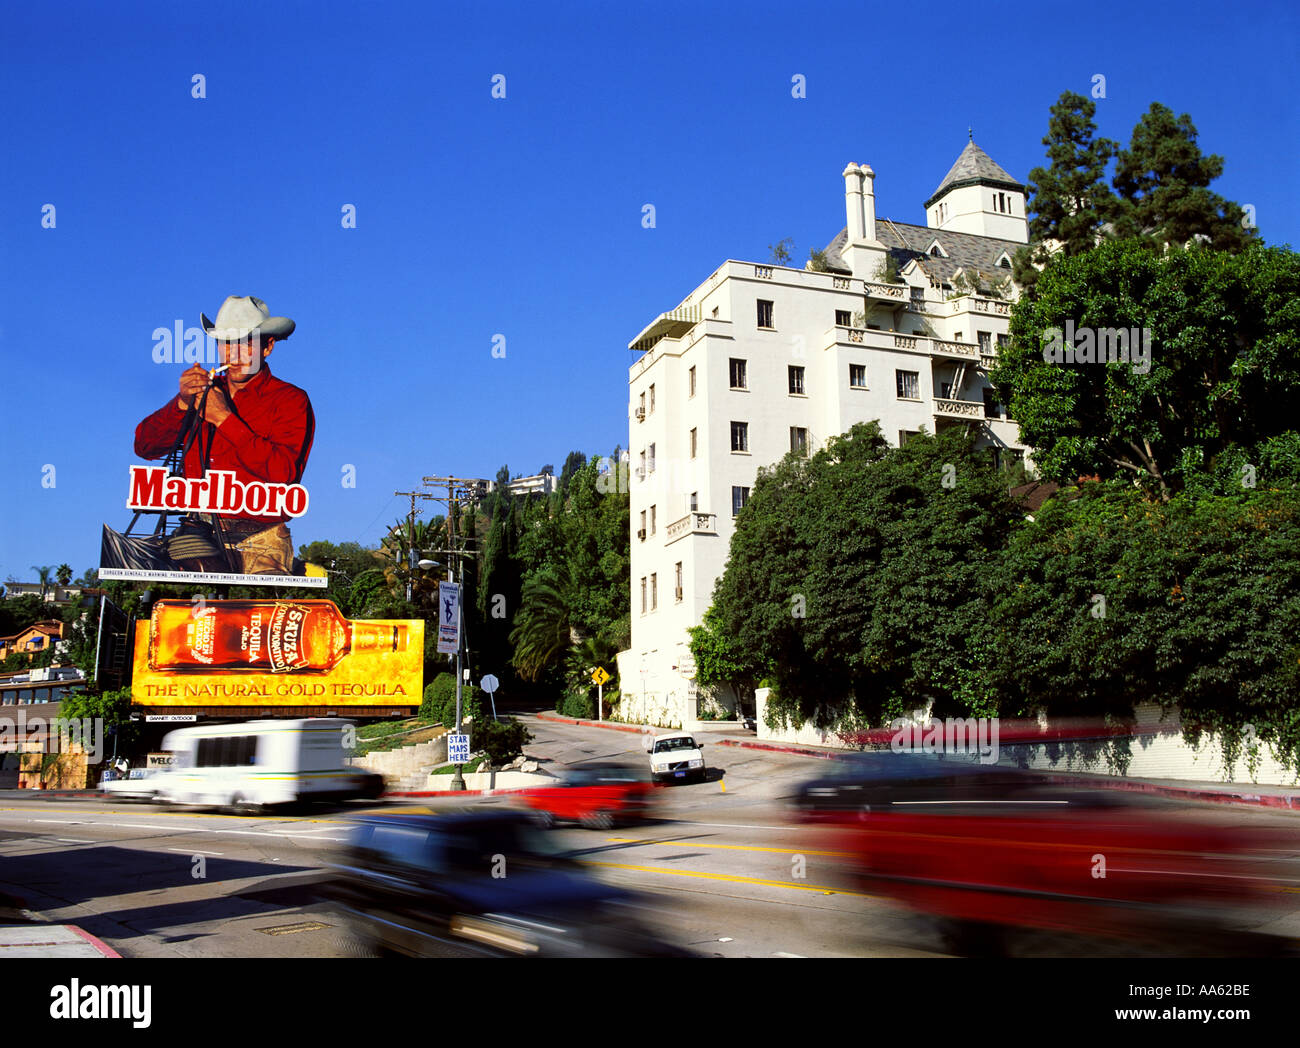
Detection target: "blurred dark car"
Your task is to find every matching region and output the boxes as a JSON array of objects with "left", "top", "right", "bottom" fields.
[
  {"left": 321, "top": 809, "right": 689, "bottom": 957},
  {"left": 520, "top": 762, "right": 656, "bottom": 829},
  {"left": 794, "top": 750, "right": 1296, "bottom": 954}
]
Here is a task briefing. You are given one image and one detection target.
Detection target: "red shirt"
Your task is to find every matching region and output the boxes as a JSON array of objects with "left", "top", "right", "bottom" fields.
[{"left": 134, "top": 363, "right": 315, "bottom": 524}]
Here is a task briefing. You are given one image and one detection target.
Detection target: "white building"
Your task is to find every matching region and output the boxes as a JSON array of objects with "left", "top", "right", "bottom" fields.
[{"left": 615, "top": 141, "right": 1034, "bottom": 729}]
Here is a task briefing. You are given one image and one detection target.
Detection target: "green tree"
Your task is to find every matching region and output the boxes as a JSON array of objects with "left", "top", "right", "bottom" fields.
[
  {"left": 991, "top": 240, "right": 1300, "bottom": 496},
  {"left": 1111, "top": 102, "right": 1256, "bottom": 251},
  {"left": 768, "top": 238, "right": 794, "bottom": 266},
  {"left": 56, "top": 564, "right": 73, "bottom": 588}
]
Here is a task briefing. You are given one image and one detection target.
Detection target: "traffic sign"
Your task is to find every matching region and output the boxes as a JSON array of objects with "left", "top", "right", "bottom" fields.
[
  {"left": 591, "top": 666, "right": 610, "bottom": 686},
  {"left": 448, "top": 733, "right": 470, "bottom": 764},
  {"left": 480, "top": 674, "right": 499, "bottom": 693}
]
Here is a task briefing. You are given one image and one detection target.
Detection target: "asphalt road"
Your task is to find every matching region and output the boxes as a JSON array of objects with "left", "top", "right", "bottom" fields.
[{"left": 2, "top": 714, "right": 1298, "bottom": 958}]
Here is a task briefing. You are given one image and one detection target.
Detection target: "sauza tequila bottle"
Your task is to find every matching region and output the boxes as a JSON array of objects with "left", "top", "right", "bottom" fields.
[{"left": 148, "top": 599, "right": 409, "bottom": 673}]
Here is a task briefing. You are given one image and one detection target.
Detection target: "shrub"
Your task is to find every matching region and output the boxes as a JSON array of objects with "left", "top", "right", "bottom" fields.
[
  {"left": 560, "top": 691, "right": 595, "bottom": 719},
  {"left": 421, "top": 673, "right": 456, "bottom": 723},
  {"left": 473, "top": 719, "right": 533, "bottom": 767}
]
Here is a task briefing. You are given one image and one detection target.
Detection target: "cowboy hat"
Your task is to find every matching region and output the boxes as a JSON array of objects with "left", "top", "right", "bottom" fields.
[{"left": 200, "top": 295, "right": 295, "bottom": 342}]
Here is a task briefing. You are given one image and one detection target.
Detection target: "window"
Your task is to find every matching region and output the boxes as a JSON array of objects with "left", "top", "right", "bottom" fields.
[
  {"left": 712, "top": 305, "right": 719, "bottom": 318},
  {"left": 640, "top": 577, "right": 647, "bottom": 614},
  {"left": 649, "top": 383, "right": 655, "bottom": 413},
  {"left": 899, "top": 430, "right": 920, "bottom": 447},
  {"left": 729, "top": 358, "right": 747, "bottom": 389},
  {"left": 648, "top": 443, "right": 656, "bottom": 473},
  {"left": 835, "top": 309, "right": 852, "bottom": 327},
  {"left": 730, "top": 421, "right": 749, "bottom": 452},
  {"left": 757, "top": 299, "right": 774, "bottom": 328},
  {"left": 650, "top": 573, "right": 658, "bottom": 610},
  {"left": 849, "top": 363, "right": 866, "bottom": 388},
  {"left": 638, "top": 450, "right": 646, "bottom": 479},
  {"left": 788, "top": 365, "right": 805, "bottom": 395},
  {"left": 732, "top": 486, "right": 750, "bottom": 516},
  {"left": 638, "top": 391, "right": 645, "bottom": 415},
  {"left": 896, "top": 370, "right": 920, "bottom": 399},
  {"left": 688, "top": 366, "right": 696, "bottom": 397},
  {"left": 675, "top": 562, "right": 683, "bottom": 601},
  {"left": 930, "top": 244, "right": 941, "bottom": 257},
  {"left": 689, "top": 427, "right": 697, "bottom": 458},
  {"left": 639, "top": 509, "right": 646, "bottom": 536},
  {"left": 997, "top": 333, "right": 1010, "bottom": 349},
  {"left": 983, "top": 388, "right": 1003, "bottom": 419},
  {"left": 689, "top": 491, "right": 698, "bottom": 512},
  {"left": 790, "top": 427, "right": 809, "bottom": 456},
  {"left": 650, "top": 505, "right": 656, "bottom": 535},
  {"left": 978, "top": 331, "right": 992, "bottom": 354},
  {"left": 999, "top": 256, "right": 1011, "bottom": 269}
]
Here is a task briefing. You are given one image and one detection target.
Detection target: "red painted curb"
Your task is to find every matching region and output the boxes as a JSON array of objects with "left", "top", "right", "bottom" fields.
[
  {"left": 716, "top": 738, "right": 839, "bottom": 760},
  {"left": 535, "top": 712, "right": 649, "bottom": 734},
  {"left": 67, "top": 925, "right": 122, "bottom": 958}
]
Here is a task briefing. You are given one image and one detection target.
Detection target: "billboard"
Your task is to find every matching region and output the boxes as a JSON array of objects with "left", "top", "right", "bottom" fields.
[
  {"left": 130, "top": 599, "right": 423, "bottom": 708},
  {"left": 100, "top": 297, "right": 325, "bottom": 588}
]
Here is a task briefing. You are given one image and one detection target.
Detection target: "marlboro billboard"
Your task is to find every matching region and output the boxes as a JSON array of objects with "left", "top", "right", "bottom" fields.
[
  {"left": 100, "top": 295, "right": 325, "bottom": 588},
  {"left": 131, "top": 599, "right": 424, "bottom": 709}
]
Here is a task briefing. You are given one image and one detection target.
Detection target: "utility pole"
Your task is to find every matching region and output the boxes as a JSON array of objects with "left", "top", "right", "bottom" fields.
[
  {"left": 423, "top": 475, "right": 490, "bottom": 792},
  {"left": 393, "top": 490, "right": 435, "bottom": 602}
]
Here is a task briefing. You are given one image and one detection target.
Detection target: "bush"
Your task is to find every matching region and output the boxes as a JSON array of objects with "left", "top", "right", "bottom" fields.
[
  {"left": 560, "top": 691, "right": 595, "bottom": 719},
  {"left": 421, "top": 673, "right": 456, "bottom": 723},
  {"left": 442, "top": 685, "right": 481, "bottom": 731},
  {"left": 473, "top": 720, "right": 533, "bottom": 767}
]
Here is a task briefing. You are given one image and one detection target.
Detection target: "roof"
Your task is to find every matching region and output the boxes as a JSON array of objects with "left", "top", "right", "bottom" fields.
[
  {"left": 0, "top": 622, "right": 64, "bottom": 643},
  {"left": 925, "top": 140, "right": 1025, "bottom": 208},
  {"left": 822, "top": 220, "right": 1025, "bottom": 286}
]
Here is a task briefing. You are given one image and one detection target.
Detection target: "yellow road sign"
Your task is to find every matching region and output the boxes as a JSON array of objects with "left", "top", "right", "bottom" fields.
[{"left": 591, "top": 666, "right": 611, "bottom": 685}]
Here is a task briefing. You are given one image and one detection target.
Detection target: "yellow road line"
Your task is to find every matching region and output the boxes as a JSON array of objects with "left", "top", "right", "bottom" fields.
[
  {"left": 579, "top": 858, "right": 871, "bottom": 897},
  {"left": 606, "top": 836, "right": 852, "bottom": 858}
]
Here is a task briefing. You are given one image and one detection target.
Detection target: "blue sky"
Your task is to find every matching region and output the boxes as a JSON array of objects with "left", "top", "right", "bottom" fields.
[{"left": 2, "top": 0, "right": 1296, "bottom": 584}]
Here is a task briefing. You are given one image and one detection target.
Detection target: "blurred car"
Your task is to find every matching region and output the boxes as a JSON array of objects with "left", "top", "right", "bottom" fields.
[
  {"left": 795, "top": 750, "right": 1296, "bottom": 954},
  {"left": 648, "top": 732, "right": 706, "bottom": 783},
  {"left": 100, "top": 767, "right": 169, "bottom": 801},
  {"left": 520, "top": 763, "right": 655, "bottom": 829},
  {"left": 321, "top": 809, "right": 691, "bottom": 957}
]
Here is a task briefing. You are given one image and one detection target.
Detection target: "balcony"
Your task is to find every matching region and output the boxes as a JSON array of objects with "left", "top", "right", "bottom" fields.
[
  {"left": 930, "top": 339, "right": 980, "bottom": 361},
  {"left": 666, "top": 512, "right": 719, "bottom": 545},
  {"left": 933, "top": 398, "right": 985, "bottom": 421},
  {"left": 863, "top": 280, "right": 907, "bottom": 303},
  {"left": 948, "top": 295, "right": 1010, "bottom": 317}
]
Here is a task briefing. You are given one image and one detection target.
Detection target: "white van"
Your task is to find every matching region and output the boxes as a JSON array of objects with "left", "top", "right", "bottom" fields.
[{"left": 157, "top": 719, "right": 383, "bottom": 813}]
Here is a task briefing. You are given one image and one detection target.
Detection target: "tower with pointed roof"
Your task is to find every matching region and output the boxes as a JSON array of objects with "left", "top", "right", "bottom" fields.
[{"left": 925, "top": 139, "right": 1028, "bottom": 243}]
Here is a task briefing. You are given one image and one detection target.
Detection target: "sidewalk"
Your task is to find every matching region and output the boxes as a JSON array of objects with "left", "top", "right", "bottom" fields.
[{"left": 532, "top": 712, "right": 1300, "bottom": 812}]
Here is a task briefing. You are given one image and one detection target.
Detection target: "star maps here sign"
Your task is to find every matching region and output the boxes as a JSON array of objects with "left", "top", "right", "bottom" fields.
[
  {"left": 437, "top": 582, "right": 461, "bottom": 655},
  {"left": 448, "top": 734, "right": 470, "bottom": 764}
]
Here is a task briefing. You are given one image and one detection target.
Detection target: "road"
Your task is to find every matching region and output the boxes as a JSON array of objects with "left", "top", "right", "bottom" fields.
[{"left": 2, "top": 714, "right": 1298, "bottom": 958}]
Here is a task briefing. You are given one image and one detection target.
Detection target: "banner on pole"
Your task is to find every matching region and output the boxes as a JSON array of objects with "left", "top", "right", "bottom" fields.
[{"left": 437, "top": 582, "right": 461, "bottom": 654}]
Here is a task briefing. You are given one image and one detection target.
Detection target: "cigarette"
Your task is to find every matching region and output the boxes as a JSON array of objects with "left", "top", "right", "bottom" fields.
[{"left": 209, "top": 364, "right": 232, "bottom": 377}]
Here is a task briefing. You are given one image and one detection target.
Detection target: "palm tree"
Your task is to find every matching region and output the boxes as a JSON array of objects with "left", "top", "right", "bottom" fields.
[
  {"left": 56, "top": 564, "right": 73, "bottom": 588},
  {"left": 31, "top": 565, "right": 54, "bottom": 602},
  {"left": 509, "top": 565, "right": 579, "bottom": 682}
]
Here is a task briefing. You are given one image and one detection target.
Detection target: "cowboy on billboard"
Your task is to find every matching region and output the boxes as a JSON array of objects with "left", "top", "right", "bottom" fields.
[{"left": 102, "top": 295, "right": 317, "bottom": 581}]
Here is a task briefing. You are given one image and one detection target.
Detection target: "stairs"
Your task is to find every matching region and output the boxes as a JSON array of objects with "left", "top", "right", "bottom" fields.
[{"left": 349, "top": 734, "right": 447, "bottom": 792}]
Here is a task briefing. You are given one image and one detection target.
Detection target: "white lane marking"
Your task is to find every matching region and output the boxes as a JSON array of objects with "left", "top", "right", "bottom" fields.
[
  {"left": 717, "top": 937, "right": 734, "bottom": 942},
  {"left": 32, "top": 819, "right": 81, "bottom": 824},
  {"left": 56, "top": 838, "right": 93, "bottom": 844},
  {"left": 166, "top": 848, "right": 224, "bottom": 856},
  {"left": 773, "top": 951, "right": 806, "bottom": 957}
]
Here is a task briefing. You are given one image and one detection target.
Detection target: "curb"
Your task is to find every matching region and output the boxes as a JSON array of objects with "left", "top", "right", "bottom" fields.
[
  {"left": 534, "top": 712, "right": 649, "bottom": 734},
  {"left": 68, "top": 925, "right": 123, "bottom": 958},
  {"left": 382, "top": 785, "right": 539, "bottom": 799}
]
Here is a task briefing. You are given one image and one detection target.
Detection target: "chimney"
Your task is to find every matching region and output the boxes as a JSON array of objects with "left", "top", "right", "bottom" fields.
[
  {"left": 843, "top": 163, "right": 865, "bottom": 242},
  {"left": 861, "top": 164, "right": 876, "bottom": 242}
]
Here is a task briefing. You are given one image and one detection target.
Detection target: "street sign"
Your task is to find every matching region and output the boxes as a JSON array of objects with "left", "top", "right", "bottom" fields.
[
  {"left": 591, "top": 666, "right": 610, "bottom": 686},
  {"left": 145, "top": 714, "right": 197, "bottom": 722},
  {"left": 480, "top": 674, "right": 499, "bottom": 694},
  {"left": 436, "top": 582, "right": 461, "bottom": 654},
  {"left": 448, "top": 733, "right": 470, "bottom": 764}
]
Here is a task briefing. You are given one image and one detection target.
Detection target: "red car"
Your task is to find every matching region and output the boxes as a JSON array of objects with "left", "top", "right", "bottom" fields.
[
  {"left": 796, "top": 752, "right": 1295, "bottom": 955},
  {"left": 520, "top": 763, "right": 656, "bottom": 830}
]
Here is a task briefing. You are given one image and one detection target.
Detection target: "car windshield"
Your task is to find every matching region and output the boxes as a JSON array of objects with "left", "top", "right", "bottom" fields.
[{"left": 653, "top": 737, "right": 696, "bottom": 753}]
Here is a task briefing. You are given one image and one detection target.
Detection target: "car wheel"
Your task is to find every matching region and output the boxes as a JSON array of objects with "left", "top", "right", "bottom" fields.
[
  {"left": 582, "top": 810, "right": 614, "bottom": 831},
  {"left": 532, "top": 810, "right": 556, "bottom": 830}
]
